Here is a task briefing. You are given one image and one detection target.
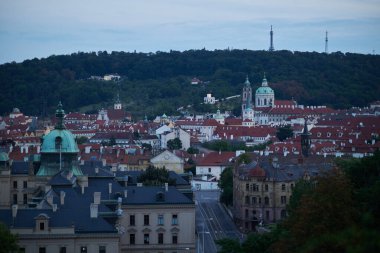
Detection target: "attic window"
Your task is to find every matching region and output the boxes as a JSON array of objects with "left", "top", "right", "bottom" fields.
[
  {"left": 55, "top": 137, "right": 62, "bottom": 149},
  {"left": 327, "top": 132, "right": 331, "bottom": 137},
  {"left": 317, "top": 132, "right": 321, "bottom": 137},
  {"left": 156, "top": 192, "right": 165, "bottom": 202}
]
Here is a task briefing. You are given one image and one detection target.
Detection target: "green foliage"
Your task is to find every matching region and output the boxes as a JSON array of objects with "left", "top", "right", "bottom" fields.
[
  {"left": 216, "top": 238, "right": 242, "bottom": 253},
  {"left": 218, "top": 152, "right": 380, "bottom": 253},
  {"left": 137, "top": 165, "right": 176, "bottom": 186},
  {"left": 167, "top": 138, "right": 182, "bottom": 150},
  {"left": 0, "top": 222, "right": 19, "bottom": 253},
  {"left": 237, "top": 153, "right": 252, "bottom": 165},
  {"left": 202, "top": 140, "right": 271, "bottom": 152},
  {"left": 75, "top": 136, "right": 88, "bottom": 144},
  {"left": 141, "top": 143, "right": 152, "bottom": 151},
  {"left": 276, "top": 125, "right": 293, "bottom": 141},
  {"left": 219, "top": 167, "right": 233, "bottom": 206},
  {"left": 186, "top": 147, "right": 199, "bottom": 154},
  {"left": 1, "top": 50, "right": 379, "bottom": 117}
]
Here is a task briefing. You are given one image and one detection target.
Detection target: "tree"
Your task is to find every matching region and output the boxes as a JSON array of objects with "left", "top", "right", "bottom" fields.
[
  {"left": 187, "top": 147, "right": 199, "bottom": 154},
  {"left": 167, "top": 138, "right": 182, "bottom": 150},
  {"left": 108, "top": 136, "right": 116, "bottom": 146},
  {"left": 137, "top": 165, "right": 176, "bottom": 186},
  {"left": 76, "top": 136, "right": 88, "bottom": 144},
  {"left": 0, "top": 222, "right": 19, "bottom": 253},
  {"left": 276, "top": 125, "right": 293, "bottom": 141},
  {"left": 142, "top": 143, "right": 152, "bottom": 151},
  {"left": 219, "top": 167, "right": 233, "bottom": 206}
]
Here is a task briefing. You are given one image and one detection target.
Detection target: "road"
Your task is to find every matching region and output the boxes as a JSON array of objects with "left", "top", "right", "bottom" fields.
[{"left": 195, "top": 190, "right": 243, "bottom": 253}]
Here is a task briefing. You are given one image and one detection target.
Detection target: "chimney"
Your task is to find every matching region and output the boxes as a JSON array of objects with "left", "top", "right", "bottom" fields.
[
  {"left": 124, "top": 189, "right": 128, "bottom": 198},
  {"left": 37, "top": 145, "right": 40, "bottom": 153},
  {"left": 108, "top": 183, "right": 112, "bottom": 195},
  {"left": 25, "top": 146, "right": 29, "bottom": 154},
  {"left": 12, "top": 204, "right": 18, "bottom": 218},
  {"left": 165, "top": 182, "right": 168, "bottom": 192},
  {"left": 90, "top": 203, "right": 98, "bottom": 218},
  {"left": 52, "top": 204, "right": 57, "bottom": 212},
  {"left": 94, "top": 192, "right": 101, "bottom": 205},
  {"left": 47, "top": 195, "right": 53, "bottom": 205},
  {"left": 60, "top": 191, "right": 65, "bottom": 205},
  {"left": 95, "top": 167, "right": 99, "bottom": 174},
  {"left": 81, "top": 185, "right": 85, "bottom": 194}
]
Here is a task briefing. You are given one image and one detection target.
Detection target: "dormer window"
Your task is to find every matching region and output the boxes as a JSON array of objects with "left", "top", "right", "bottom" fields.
[
  {"left": 35, "top": 213, "right": 50, "bottom": 232},
  {"left": 317, "top": 132, "right": 321, "bottom": 137},
  {"left": 327, "top": 132, "right": 331, "bottom": 137}
]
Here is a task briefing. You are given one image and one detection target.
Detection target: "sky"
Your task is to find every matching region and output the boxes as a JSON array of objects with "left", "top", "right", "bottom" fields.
[{"left": 0, "top": 0, "right": 379, "bottom": 64}]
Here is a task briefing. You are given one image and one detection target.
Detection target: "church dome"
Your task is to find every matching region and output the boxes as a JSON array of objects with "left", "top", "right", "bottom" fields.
[
  {"left": 40, "top": 129, "right": 79, "bottom": 153},
  {"left": 256, "top": 86, "right": 274, "bottom": 94},
  {"left": 40, "top": 102, "right": 78, "bottom": 154}
]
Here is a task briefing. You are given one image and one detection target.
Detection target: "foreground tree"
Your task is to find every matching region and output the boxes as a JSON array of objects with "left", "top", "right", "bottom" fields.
[
  {"left": 167, "top": 138, "right": 182, "bottom": 150},
  {"left": 0, "top": 222, "right": 19, "bottom": 253},
  {"left": 137, "top": 165, "right": 176, "bottom": 186}
]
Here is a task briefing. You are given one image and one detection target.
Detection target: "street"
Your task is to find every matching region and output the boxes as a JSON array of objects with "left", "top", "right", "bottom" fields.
[{"left": 195, "top": 190, "right": 243, "bottom": 253}]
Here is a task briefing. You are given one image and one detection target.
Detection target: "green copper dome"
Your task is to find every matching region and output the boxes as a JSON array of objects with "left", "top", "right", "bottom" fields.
[
  {"left": 256, "top": 86, "right": 274, "bottom": 94},
  {"left": 41, "top": 129, "right": 79, "bottom": 153},
  {"left": 256, "top": 75, "right": 274, "bottom": 94}
]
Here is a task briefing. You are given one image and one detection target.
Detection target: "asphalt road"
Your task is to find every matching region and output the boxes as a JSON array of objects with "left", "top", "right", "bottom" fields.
[{"left": 195, "top": 190, "right": 243, "bottom": 253}]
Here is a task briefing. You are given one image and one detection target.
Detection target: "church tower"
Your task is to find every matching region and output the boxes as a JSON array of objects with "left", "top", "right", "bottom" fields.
[
  {"left": 114, "top": 92, "right": 122, "bottom": 110},
  {"left": 241, "top": 76, "right": 252, "bottom": 115},
  {"left": 301, "top": 119, "right": 311, "bottom": 157}
]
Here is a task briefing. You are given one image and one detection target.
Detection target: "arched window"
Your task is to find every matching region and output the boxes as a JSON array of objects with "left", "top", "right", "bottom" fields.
[
  {"left": 264, "top": 98, "right": 267, "bottom": 105},
  {"left": 55, "top": 137, "right": 62, "bottom": 150}
]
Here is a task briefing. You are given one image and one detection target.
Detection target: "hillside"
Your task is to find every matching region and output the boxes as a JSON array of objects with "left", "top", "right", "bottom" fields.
[{"left": 1, "top": 50, "right": 379, "bottom": 118}]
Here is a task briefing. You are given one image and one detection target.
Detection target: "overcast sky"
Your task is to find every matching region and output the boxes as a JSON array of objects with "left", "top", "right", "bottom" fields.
[{"left": 0, "top": 0, "right": 379, "bottom": 63}]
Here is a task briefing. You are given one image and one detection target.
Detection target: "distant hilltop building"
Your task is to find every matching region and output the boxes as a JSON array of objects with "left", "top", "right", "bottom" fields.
[
  {"left": 241, "top": 75, "right": 335, "bottom": 125},
  {"left": 204, "top": 93, "right": 216, "bottom": 104},
  {"left": 89, "top": 73, "right": 121, "bottom": 81},
  {"left": 191, "top": 77, "right": 202, "bottom": 85}
]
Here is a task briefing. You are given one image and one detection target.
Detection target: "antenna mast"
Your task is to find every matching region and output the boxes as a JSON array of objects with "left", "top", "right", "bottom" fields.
[
  {"left": 325, "top": 31, "right": 328, "bottom": 54},
  {"left": 269, "top": 25, "right": 274, "bottom": 51}
]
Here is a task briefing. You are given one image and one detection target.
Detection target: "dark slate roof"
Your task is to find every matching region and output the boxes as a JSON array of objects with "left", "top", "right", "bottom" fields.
[
  {"left": 123, "top": 186, "right": 194, "bottom": 205},
  {"left": 80, "top": 161, "right": 114, "bottom": 178},
  {"left": 48, "top": 170, "right": 76, "bottom": 186},
  {"left": 11, "top": 161, "right": 29, "bottom": 175}
]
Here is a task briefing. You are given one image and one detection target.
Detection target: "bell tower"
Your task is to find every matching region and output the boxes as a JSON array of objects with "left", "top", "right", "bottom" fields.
[{"left": 241, "top": 76, "right": 252, "bottom": 115}]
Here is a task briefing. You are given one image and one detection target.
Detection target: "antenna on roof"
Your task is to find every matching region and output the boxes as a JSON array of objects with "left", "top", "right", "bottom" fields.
[{"left": 325, "top": 31, "right": 328, "bottom": 54}]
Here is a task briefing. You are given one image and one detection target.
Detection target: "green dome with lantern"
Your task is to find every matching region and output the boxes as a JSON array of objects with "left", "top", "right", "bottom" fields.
[
  {"left": 255, "top": 75, "right": 274, "bottom": 95},
  {"left": 37, "top": 102, "right": 82, "bottom": 176}
]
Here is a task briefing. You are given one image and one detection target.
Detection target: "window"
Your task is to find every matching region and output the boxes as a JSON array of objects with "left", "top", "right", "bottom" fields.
[
  {"left": 19, "top": 248, "right": 25, "bottom": 253},
  {"left": 245, "top": 183, "right": 249, "bottom": 191},
  {"left": 281, "top": 209, "right": 287, "bottom": 218},
  {"left": 13, "top": 194, "right": 17, "bottom": 204},
  {"left": 172, "top": 214, "right": 178, "bottom": 225},
  {"left": 258, "top": 197, "right": 261, "bottom": 204},
  {"left": 245, "top": 196, "right": 249, "bottom": 204},
  {"left": 144, "top": 234, "right": 150, "bottom": 244},
  {"left": 39, "top": 247, "right": 46, "bottom": 253},
  {"left": 281, "top": 196, "right": 287, "bottom": 204},
  {"left": 157, "top": 214, "right": 164, "bottom": 225},
  {"left": 39, "top": 222, "right": 45, "bottom": 231},
  {"left": 281, "top": 184, "right": 286, "bottom": 192},
  {"left": 13, "top": 181, "right": 17, "bottom": 189},
  {"left": 245, "top": 209, "right": 248, "bottom": 218},
  {"left": 208, "top": 168, "right": 211, "bottom": 173},
  {"left": 23, "top": 181, "right": 27, "bottom": 189},
  {"left": 130, "top": 234, "right": 135, "bottom": 245},
  {"left": 99, "top": 246, "right": 106, "bottom": 253},
  {"left": 252, "top": 197, "right": 256, "bottom": 204},
  {"left": 172, "top": 234, "right": 178, "bottom": 244},
  {"left": 158, "top": 233, "right": 164, "bottom": 244},
  {"left": 144, "top": 215, "right": 149, "bottom": 225},
  {"left": 23, "top": 194, "right": 27, "bottom": 205},
  {"left": 59, "top": 247, "right": 66, "bottom": 253},
  {"left": 264, "top": 197, "right": 269, "bottom": 205},
  {"left": 290, "top": 184, "right": 294, "bottom": 190},
  {"left": 55, "top": 136, "right": 62, "bottom": 149},
  {"left": 265, "top": 184, "right": 268, "bottom": 191},
  {"left": 265, "top": 210, "right": 270, "bottom": 221},
  {"left": 130, "top": 215, "right": 135, "bottom": 226},
  {"left": 80, "top": 246, "right": 87, "bottom": 253}
]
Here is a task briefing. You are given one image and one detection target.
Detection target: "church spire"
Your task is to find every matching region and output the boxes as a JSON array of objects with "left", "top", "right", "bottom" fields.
[
  {"left": 55, "top": 101, "right": 65, "bottom": 130},
  {"left": 244, "top": 75, "right": 251, "bottom": 86},
  {"left": 262, "top": 73, "right": 268, "bottom": 87},
  {"left": 301, "top": 118, "right": 311, "bottom": 157}
]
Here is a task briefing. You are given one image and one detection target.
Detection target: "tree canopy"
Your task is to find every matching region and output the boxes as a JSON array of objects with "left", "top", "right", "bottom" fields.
[
  {"left": 137, "top": 165, "right": 176, "bottom": 186},
  {"left": 1, "top": 50, "right": 379, "bottom": 118}
]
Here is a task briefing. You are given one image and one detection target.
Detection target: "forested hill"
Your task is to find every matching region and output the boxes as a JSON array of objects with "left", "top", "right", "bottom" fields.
[{"left": 1, "top": 50, "right": 379, "bottom": 118}]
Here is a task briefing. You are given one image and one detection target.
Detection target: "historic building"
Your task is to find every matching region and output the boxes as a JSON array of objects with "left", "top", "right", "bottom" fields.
[{"left": 0, "top": 103, "right": 196, "bottom": 253}]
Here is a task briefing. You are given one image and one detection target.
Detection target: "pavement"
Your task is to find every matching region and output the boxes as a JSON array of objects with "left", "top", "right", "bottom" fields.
[{"left": 195, "top": 190, "right": 243, "bottom": 253}]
